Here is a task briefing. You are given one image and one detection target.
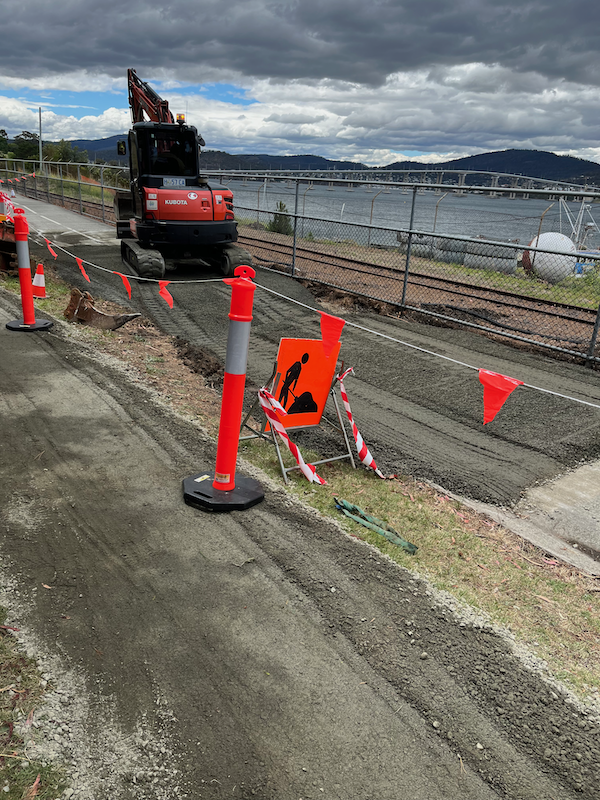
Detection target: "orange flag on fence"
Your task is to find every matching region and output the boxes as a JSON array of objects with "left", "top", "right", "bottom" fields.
[
  {"left": 479, "top": 369, "right": 523, "bottom": 424},
  {"left": 75, "top": 257, "right": 90, "bottom": 282},
  {"left": 44, "top": 238, "right": 58, "bottom": 259},
  {"left": 114, "top": 272, "right": 132, "bottom": 299}
]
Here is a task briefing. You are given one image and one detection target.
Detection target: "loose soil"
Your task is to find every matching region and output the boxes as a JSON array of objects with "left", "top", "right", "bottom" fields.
[
  {"left": 2, "top": 198, "right": 600, "bottom": 799},
  {"left": 1, "top": 276, "right": 600, "bottom": 800}
]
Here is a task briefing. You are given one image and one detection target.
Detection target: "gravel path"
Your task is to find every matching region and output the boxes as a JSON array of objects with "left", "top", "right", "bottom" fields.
[{"left": 1, "top": 288, "right": 600, "bottom": 800}]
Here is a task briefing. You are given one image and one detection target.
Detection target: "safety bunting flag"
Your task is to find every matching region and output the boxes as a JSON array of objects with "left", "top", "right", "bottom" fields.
[
  {"left": 478, "top": 369, "right": 523, "bottom": 424},
  {"left": 258, "top": 388, "right": 326, "bottom": 485},
  {"left": 336, "top": 367, "right": 386, "bottom": 479},
  {"left": 39, "top": 235, "right": 174, "bottom": 307}
]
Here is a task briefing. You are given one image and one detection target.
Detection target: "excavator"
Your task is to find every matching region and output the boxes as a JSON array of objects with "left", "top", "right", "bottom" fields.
[{"left": 114, "top": 69, "right": 251, "bottom": 279}]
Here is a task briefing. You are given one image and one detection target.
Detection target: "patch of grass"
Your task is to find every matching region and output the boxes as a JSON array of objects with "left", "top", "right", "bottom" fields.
[{"left": 0, "top": 610, "right": 67, "bottom": 800}]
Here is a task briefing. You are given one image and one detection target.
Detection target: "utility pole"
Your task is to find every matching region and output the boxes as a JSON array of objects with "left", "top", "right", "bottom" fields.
[{"left": 38, "top": 107, "right": 43, "bottom": 174}]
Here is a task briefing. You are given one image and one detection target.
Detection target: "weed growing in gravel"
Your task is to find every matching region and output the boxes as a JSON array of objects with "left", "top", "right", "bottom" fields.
[{"left": 0, "top": 610, "right": 67, "bottom": 800}]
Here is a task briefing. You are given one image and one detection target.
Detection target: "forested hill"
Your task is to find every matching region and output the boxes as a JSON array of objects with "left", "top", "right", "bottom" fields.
[
  {"left": 58, "top": 137, "right": 600, "bottom": 185},
  {"left": 377, "top": 149, "right": 600, "bottom": 185}
]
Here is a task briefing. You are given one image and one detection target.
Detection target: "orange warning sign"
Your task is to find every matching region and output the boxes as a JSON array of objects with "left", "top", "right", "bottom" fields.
[{"left": 271, "top": 338, "right": 341, "bottom": 429}]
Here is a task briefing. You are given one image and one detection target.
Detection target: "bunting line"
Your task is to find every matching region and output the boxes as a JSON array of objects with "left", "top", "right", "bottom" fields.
[
  {"left": 258, "top": 388, "right": 326, "bottom": 484},
  {"left": 255, "top": 283, "right": 600, "bottom": 413},
  {"left": 5, "top": 198, "right": 600, "bottom": 417}
]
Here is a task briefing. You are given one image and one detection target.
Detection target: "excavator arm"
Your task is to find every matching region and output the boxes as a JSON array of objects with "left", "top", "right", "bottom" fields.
[{"left": 127, "top": 68, "right": 174, "bottom": 124}]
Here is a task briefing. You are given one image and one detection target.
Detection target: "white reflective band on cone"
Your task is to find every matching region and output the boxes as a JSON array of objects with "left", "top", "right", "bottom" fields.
[{"left": 225, "top": 320, "right": 251, "bottom": 375}]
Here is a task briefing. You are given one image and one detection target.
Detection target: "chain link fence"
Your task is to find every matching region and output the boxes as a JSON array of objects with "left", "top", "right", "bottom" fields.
[{"left": 3, "top": 159, "right": 600, "bottom": 363}]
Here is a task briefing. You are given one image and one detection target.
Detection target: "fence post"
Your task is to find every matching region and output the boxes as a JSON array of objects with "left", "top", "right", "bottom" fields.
[
  {"left": 586, "top": 302, "right": 600, "bottom": 365},
  {"left": 400, "top": 186, "right": 418, "bottom": 308},
  {"left": 100, "top": 166, "right": 105, "bottom": 222},
  {"left": 77, "top": 165, "right": 83, "bottom": 214},
  {"left": 5, "top": 209, "right": 53, "bottom": 332},
  {"left": 291, "top": 178, "right": 300, "bottom": 277},
  {"left": 60, "top": 164, "right": 64, "bottom": 206}
]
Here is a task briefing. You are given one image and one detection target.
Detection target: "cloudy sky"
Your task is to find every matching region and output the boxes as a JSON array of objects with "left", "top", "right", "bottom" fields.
[{"left": 1, "top": 0, "right": 599, "bottom": 166}]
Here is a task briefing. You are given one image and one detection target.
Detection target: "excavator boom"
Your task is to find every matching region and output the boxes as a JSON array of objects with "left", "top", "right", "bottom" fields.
[{"left": 127, "top": 68, "right": 174, "bottom": 124}]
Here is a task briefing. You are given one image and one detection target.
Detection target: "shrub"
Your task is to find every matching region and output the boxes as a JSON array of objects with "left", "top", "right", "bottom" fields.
[{"left": 267, "top": 201, "right": 293, "bottom": 236}]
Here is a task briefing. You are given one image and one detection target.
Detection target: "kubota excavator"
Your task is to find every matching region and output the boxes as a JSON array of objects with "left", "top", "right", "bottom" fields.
[{"left": 114, "top": 69, "right": 251, "bottom": 279}]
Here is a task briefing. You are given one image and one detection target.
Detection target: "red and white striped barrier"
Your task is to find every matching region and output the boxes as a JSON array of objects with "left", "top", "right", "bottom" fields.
[
  {"left": 258, "top": 388, "right": 326, "bottom": 485},
  {"left": 336, "top": 367, "right": 386, "bottom": 479}
]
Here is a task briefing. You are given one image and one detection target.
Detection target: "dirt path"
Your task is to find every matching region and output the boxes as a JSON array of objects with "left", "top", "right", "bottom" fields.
[
  {"left": 1, "top": 288, "right": 600, "bottom": 800},
  {"left": 45, "top": 237, "right": 600, "bottom": 504}
]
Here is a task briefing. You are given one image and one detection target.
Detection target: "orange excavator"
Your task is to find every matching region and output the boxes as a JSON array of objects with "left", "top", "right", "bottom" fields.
[{"left": 114, "top": 69, "right": 251, "bottom": 279}]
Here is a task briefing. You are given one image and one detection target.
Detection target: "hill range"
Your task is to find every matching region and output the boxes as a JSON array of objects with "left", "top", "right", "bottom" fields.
[{"left": 68, "top": 136, "right": 600, "bottom": 186}]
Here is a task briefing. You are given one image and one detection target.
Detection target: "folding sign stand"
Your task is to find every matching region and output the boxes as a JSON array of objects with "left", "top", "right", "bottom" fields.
[{"left": 240, "top": 363, "right": 356, "bottom": 485}]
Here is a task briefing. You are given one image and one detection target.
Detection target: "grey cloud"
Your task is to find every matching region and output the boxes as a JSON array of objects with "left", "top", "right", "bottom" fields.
[
  {"left": 264, "top": 113, "right": 326, "bottom": 124},
  {"left": 3, "top": 0, "right": 600, "bottom": 88}
]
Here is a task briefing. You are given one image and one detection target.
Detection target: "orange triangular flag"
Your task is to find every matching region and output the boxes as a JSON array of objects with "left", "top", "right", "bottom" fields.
[
  {"left": 479, "top": 369, "right": 523, "bottom": 424},
  {"left": 75, "top": 257, "right": 90, "bottom": 282},
  {"left": 113, "top": 272, "right": 132, "bottom": 299},
  {"left": 318, "top": 311, "right": 345, "bottom": 357},
  {"left": 44, "top": 238, "right": 58, "bottom": 259},
  {"left": 159, "top": 280, "right": 173, "bottom": 308}
]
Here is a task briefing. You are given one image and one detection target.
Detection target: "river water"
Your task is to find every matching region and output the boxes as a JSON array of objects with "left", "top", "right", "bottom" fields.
[{"left": 226, "top": 178, "right": 600, "bottom": 250}]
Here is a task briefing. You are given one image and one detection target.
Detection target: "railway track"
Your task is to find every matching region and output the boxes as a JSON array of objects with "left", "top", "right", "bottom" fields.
[{"left": 238, "top": 232, "right": 600, "bottom": 355}]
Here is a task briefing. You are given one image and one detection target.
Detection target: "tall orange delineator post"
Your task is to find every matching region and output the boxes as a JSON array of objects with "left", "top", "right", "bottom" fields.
[
  {"left": 183, "top": 265, "right": 264, "bottom": 512},
  {"left": 6, "top": 209, "right": 53, "bottom": 333}
]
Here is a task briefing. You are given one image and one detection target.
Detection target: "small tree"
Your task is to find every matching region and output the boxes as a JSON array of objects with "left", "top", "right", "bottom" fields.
[
  {"left": 43, "top": 139, "right": 88, "bottom": 163},
  {"left": 13, "top": 131, "right": 39, "bottom": 159},
  {"left": 267, "top": 201, "right": 293, "bottom": 236}
]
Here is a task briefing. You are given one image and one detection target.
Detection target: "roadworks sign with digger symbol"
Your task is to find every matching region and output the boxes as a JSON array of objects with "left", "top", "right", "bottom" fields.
[{"left": 271, "top": 338, "right": 341, "bottom": 429}]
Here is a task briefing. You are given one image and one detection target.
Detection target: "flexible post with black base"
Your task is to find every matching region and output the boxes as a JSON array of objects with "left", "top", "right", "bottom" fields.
[
  {"left": 183, "top": 265, "right": 264, "bottom": 512},
  {"left": 6, "top": 209, "right": 53, "bottom": 333}
]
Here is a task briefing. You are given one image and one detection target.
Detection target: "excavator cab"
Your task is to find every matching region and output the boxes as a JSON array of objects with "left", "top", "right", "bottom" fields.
[{"left": 135, "top": 126, "right": 198, "bottom": 178}]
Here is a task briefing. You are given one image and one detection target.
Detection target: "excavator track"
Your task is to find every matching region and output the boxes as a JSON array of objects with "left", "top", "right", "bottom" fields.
[
  {"left": 121, "top": 239, "right": 166, "bottom": 280},
  {"left": 220, "top": 243, "right": 253, "bottom": 277}
]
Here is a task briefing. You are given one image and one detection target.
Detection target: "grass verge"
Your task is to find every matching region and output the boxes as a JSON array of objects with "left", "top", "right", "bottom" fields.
[{"left": 2, "top": 264, "right": 599, "bottom": 709}]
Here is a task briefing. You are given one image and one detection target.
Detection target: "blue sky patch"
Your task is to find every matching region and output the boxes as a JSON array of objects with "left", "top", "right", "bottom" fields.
[{"left": 0, "top": 83, "right": 253, "bottom": 119}]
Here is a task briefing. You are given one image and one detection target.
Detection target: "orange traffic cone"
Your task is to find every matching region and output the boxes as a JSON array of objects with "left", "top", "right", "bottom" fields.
[{"left": 32, "top": 263, "right": 47, "bottom": 299}]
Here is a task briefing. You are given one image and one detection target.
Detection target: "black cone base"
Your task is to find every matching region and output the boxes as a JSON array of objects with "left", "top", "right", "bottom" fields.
[
  {"left": 183, "top": 472, "right": 264, "bottom": 513},
  {"left": 6, "top": 319, "right": 53, "bottom": 332}
]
